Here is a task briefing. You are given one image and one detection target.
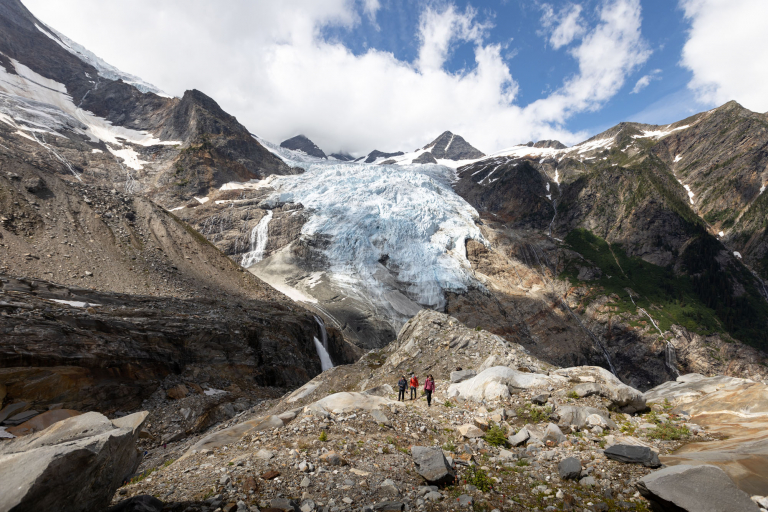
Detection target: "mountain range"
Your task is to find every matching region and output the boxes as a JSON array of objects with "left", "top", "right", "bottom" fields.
[{"left": 1, "top": 0, "right": 768, "bottom": 509}]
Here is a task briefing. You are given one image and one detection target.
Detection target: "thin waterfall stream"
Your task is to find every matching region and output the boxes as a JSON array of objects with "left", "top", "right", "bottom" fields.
[{"left": 313, "top": 316, "right": 334, "bottom": 371}]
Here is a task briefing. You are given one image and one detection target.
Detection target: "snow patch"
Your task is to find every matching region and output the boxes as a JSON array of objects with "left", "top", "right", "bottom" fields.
[
  {"left": 674, "top": 154, "right": 682, "bottom": 163},
  {"left": 91, "top": 148, "right": 102, "bottom": 154},
  {"left": 194, "top": 196, "right": 210, "bottom": 204},
  {"left": 718, "top": 231, "right": 724, "bottom": 237},
  {"left": 734, "top": 251, "right": 742, "bottom": 259},
  {"left": 203, "top": 388, "right": 227, "bottom": 396}
]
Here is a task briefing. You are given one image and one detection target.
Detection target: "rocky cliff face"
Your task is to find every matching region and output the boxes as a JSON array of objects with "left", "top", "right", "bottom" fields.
[
  {"left": 423, "top": 131, "right": 485, "bottom": 160},
  {"left": 0, "top": 0, "right": 349, "bottom": 419},
  {"left": 280, "top": 135, "right": 327, "bottom": 159}
]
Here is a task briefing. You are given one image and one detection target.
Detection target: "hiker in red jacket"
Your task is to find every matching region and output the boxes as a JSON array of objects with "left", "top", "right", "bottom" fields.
[
  {"left": 424, "top": 374, "right": 435, "bottom": 407},
  {"left": 409, "top": 373, "right": 419, "bottom": 400}
]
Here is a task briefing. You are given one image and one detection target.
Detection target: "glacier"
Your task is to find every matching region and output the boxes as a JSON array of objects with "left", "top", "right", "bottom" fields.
[{"left": 255, "top": 144, "right": 487, "bottom": 329}]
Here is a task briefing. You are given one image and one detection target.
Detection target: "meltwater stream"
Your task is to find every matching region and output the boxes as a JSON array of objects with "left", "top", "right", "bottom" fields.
[{"left": 313, "top": 316, "right": 334, "bottom": 371}]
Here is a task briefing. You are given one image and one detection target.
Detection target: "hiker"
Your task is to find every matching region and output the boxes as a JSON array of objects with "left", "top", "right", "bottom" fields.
[
  {"left": 397, "top": 374, "right": 408, "bottom": 401},
  {"left": 424, "top": 374, "right": 435, "bottom": 407},
  {"left": 409, "top": 373, "right": 419, "bottom": 400}
]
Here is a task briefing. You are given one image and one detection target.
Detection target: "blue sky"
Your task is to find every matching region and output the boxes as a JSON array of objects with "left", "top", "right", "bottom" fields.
[
  {"left": 25, "top": 0, "right": 768, "bottom": 154},
  {"left": 324, "top": 0, "right": 700, "bottom": 134}
]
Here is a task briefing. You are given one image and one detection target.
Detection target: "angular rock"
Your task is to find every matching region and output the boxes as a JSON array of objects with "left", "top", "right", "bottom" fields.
[
  {"left": 508, "top": 427, "right": 530, "bottom": 447},
  {"left": 450, "top": 370, "right": 476, "bottom": 383},
  {"left": 270, "top": 497, "right": 300, "bottom": 512},
  {"left": 2, "top": 409, "right": 39, "bottom": 426},
  {"left": 473, "top": 417, "right": 489, "bottom": 431},
  {"left": 371, "top": 409, "right": 391, "bottom": 427},
  {"left": 458, "top": 495, "right": 474, "bottom": 506},
  {"left": 458, "top": 424, "right": 484, "bottom": 438},
  {"left": 579, "top": 476, "right": 596, "bottom": 486},
  {"left": 542, "top": 423, "right": 566, "bottom": 446},
  {"left": 636, "top": 464, "right": 759, "bottom": 512},
  {"left": 604, "top": 444, "right": 661, "bottom": 468},
  {"left": 372, "top": 502, "right": 405, "bottom": 511},
  {"left": 256, "top": 449, "right": 275, "bottom": 460},
  {"left": 531, "top": 393, "right": 550, "bottom": 405},
  {"left": 320, "top": 451, "right": 342, "bottom": 465},
  {"left": 558, "top": 457, "right": 582, "bottom": 480},
  {"left": 411, "top": 446, "right": 456, "bottom": 486},
  {"left": 0, "top": 411, "right": 147, "bottom": 512}
]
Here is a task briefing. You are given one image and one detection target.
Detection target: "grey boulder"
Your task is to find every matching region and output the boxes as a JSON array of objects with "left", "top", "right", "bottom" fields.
[
  {"left": 508, "top": 427, "right": 530, "bottom": 447},
  {"left": 371, "top": 409, "right": 392, "bottom": 427},
  {"left": 0, "top": 410, "right": 148, "bottom": 512},
  {"left": 411, "top": 446, "right": 456, "bottom": 486},
  {"left": 636, "top": 464, "right": 759, "bottom": 512},
  {"left": 542, "top": 423, "right": 566, "bottom": 446},
  {"left": 558, "top": 457, "right": 582, "bottom": 480},
  {"left": 604, "top": 444, "right": 661, "bottom": 468}
]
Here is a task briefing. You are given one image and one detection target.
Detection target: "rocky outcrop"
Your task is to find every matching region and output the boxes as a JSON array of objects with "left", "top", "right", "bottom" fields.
[
  {"left": 411, "top": 152, "right": 437, "bottom": 164},
  {"left": 364, "top": 150, "right": 404, "bottom": 163},
  {"left": 280, "top": 135, "right": 327, "bottom": 159},
  {"left": 423, "top": 131, "right": 485, "bottom": 160},
  {"left": 646, "top": 373, "right": 768, "bottom": 495},
  {"left": 0, "top": 274, "right": 353, "bottom": 413},
  {"left": 0, "top": 411, "right": 148, "bottom": 512},
  {"left": 636, "top": 464, "right": 759, "bottom": 512}
]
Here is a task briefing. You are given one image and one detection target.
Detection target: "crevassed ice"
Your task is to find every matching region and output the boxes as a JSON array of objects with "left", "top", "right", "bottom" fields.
[{"left": 262, "top": 160, "right": 485, "bottom": 310}]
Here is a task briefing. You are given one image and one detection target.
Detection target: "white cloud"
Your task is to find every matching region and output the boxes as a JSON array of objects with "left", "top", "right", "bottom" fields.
[
  {"left": 527, "top": 0, "right": 651, "bottom": 122},
  {"left": 631, "top": 68, "right": 661, "bottom": 93},
  {"left": 24, "top": 0, "right": 649, "bottom": 155},
  {"left": 680, "top": 0, "right": 768, "bottom": 112},
  {"left": 540, "top": 3, "right": 586, "bottom": 50}
]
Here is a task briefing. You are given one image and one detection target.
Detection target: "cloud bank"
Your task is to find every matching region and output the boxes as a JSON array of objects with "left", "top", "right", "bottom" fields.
[
  {"left": 26, "top": 0, "right": 651, "bottom": 154},
  {"left": 680, "top": 0, "right": 768, "bottom": 113}
]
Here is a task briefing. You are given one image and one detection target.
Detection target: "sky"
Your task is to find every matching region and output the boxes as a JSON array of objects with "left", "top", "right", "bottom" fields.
[{"left": 24, "top": 0, "right": 768, "bottom": 156}]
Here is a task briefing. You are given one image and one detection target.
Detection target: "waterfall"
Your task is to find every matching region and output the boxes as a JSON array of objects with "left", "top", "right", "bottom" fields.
[
  {"left": 313, "top": 316, "right": 334, "bottom": 371},
  {"left": 241, "top": 210, "right": 273, "bottom": 267}
]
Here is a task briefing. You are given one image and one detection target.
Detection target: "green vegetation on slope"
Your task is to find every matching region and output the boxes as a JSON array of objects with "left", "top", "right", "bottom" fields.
[
  {"left": 561, "top": 229, "right": 722, "bottom": 337},
  {"left": 562, "top": 229, "right": 768, "bottom": 349}
]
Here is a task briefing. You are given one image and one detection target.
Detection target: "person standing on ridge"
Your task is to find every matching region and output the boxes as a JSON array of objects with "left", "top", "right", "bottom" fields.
[
  {"left": 409, "top": 373, "right": 419, "bottom": 400},
  {"left": 397, "top": 374, "right": 408, "bottom": 401},
  {"left": 424, "top": 374, "right": 435, "bottom": 407}
]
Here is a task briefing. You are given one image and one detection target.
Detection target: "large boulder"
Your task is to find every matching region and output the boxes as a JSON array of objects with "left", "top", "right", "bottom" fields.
[
  {"left": 553, "top": 367, "right": 646, "bottom": 413},
  {"left": 636, "top": 465, "right": 759, "bottom": 511},
  {"left": 306, "top": 392, "right": 398, "bottom": 414},
  {"left": 411, "top": 446, "right": 456, "bottom": 486},
  {"left": 446, "top": 367, "right": 558, "bottom": 401},
  {"left": 558, "top": 457, "right": 582, "bottom": 480},
  {"left": 0, "top": 411, "right": 148, "bottom": 512},
  {"left": 604, "top": 444, "right": 661, "bottom": 468}
]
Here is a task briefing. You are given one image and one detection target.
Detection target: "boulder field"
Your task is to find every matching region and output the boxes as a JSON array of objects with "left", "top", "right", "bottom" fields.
[{"left": 1, "top": 310, "right": 766, "bottom": 511}]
